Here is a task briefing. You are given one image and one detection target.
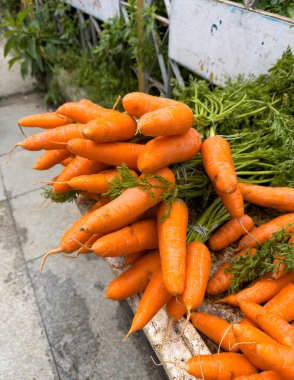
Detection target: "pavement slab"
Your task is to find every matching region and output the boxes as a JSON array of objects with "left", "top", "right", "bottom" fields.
[
  {"left": 0, "top": 200, "right": 59, "bottom": 380},
  {"left": 0, "top": 172, "right": 5, "bottom": 201},
  {"left": 28, "top": 254, "right": 167, "bottom": 380},
  {"left": 0, "top": 93, "right": 47, "bottom": 156},
  {"left": 10, "top": 189, "right": 82, "bottom": 262},
  {"left": 0, "top": 149, "right": 62, "bottom": 199}
]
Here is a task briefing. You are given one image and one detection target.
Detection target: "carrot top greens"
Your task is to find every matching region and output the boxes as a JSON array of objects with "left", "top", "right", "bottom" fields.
[{"left": 226, "top": 227, "right": 294, "bottom": 293}]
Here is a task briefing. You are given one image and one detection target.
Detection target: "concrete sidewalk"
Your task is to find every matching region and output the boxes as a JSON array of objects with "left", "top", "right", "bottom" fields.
[{"left": 0, "top": 93, "right": 167, "bottom": 380}]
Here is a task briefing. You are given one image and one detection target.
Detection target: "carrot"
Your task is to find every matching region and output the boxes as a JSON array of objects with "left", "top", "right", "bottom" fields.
[
  {"left": 53, "top": 157, "right": 107, "bottom": 194},
  {"left": 191, "top": 311, "right": 238, "bottom": 352},
  {"left": 239, "top": 301, "right": 294, "bottom": 347},
  {"left": 183, "top": 353, "right": 258, "bottom": 379},
  {"left": 235, "top": 371, "right": 284, "bottom": 379},
  {"left": 16, "top": 124, "right": 85, "bottom": 151},
  {"left": 264, "top": 283, "right": 294, "bottom": 322},
  {"left": 66, "top": 168, "right": 138, "bottom": 193},
  {"left": 182, "top": 242, "right": 211, "bottom": 316},
  {"left": 218, "top": 188, "right": 245, "bottom": 218},
  {"left": 80, "top": 167, "right": 175, "bottom": 234},
  {"left": 218, "top": 272, "right": 294, "bottom": 307},
  {"left": 122, "top": 92, "right": 194, "bottom": 136},
  {"left": 239, "top": 183, "right": 294, "bottom": 212},
  {"left": 106, "top": 250, "right": 161, "bottom": 300},
  {"left": 82, "top": 113, "right": 136, "bottom": 142},
  {"left": 201, "top": 135, "right": 238, "bottom": 195},
  {"left": 126, "top": 269, "right": 172, "bottom": 336},
  {"left": 33, "top": 149, "right": 71, "bottom": 170},
  {"left": 61, "top": 156, "right": 74, "bottom": 166},
  {"left": 56, "top": 100, "right": 114, "bottom": 123},
  {"left": 157, "top": 198, "right": 188, "bottom": 295},
  {"left": 67, "top": 138, "right": 144, "bottom": 170},
  {"left": 40, "top": 201, "right": 103, "bottom": 271},
  {"left": 166, "top": 297, "right": 186, "bottom": 322},
  {"left": 238, "top": 213, "right": 294, "bottom": 251},
  {"left": 122, "top": 251, "right": 146, "bottom": 267},
  {"left": 255, "top": 343, "right": 294, "bottom": 380},
  {"left": 208, "top": 215, "right": 255, "bottom": 251},
  {"left": 137, "top": 128, "right": 202, "bottom": 173},
  {"left": 91, "top": 219, "right": 158, "bottom": 258},
  {"left": 18, "top": 112, "right": 73, "bottom": 129},
  {"left": 232, "top": 323, "right": 278, "bottom": 370},
  {"left": 207, "top": 249, "right": 257, "bottom": 295}
]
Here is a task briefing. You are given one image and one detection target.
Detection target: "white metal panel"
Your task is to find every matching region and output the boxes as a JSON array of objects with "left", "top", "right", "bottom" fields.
[
  {"left": 66, "top": 0, "right": 119, "bottom": 21},
  {"left": 169, "top": 0, "right": 294, "bottom": 85}
]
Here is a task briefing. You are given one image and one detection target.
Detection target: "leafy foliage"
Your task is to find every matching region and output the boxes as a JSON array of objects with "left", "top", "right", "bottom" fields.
[
  {"left": 42, "top": 187, "right": 79, "bottom": 203},
  {"left": 226, "top": 227, "right": 294, "bottom": 293}
]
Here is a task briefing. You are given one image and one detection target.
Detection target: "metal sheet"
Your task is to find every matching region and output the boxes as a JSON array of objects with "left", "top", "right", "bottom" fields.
[
  {"left": 169, "top": 0, "right": 294, "bottom": 85},
  {"left": 66, "top": 0, "right": 119, "bottom": 21}
]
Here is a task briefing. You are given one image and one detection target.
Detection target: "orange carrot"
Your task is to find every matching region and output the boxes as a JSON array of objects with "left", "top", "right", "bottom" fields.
[
  {"left": 191, "top": 311, "right": 238, "bottom": 352},
  {"left": 18, "top": 112, "right": 73, "bottom": 129},
  {"left": 61, "top": 156, "right": 74, "bottom": 166},
  {"left": 157, "top": 198, "right": 188, "bottom": 295},
  {"left": 207, "top": 249, "right": 257, "bottom": 296},
  {"left": 183, "top": 353, "right": 258, "bottom": 379},
  {"left": 56, "top": 100, "right": 113, "bottom": 123},
  {"left": 66, "top": 168, "right": 138, "bottom": 193},
  {"left": 166, "top": 297, "right": 186, "bottom": 322},
  {"left": 91, "top": 219, "right": 158, "bottom": 257},
  {"left": 126, "top": 269, "right": 172, "bottom": 335},
  {"left": 232, "top": 323, "right": 278, "bottom": 370},
  {"left": 238, "top": 213, "right": 294, "bottom": 251},
  {"left": 255, "top": 343, "right": 294, "bottom": 380},
  {"left": 16, "top": 124, "right": 85, "bottom": 151},
  {"left": 67, "top": 138, "right": 144, "bottom": 170},
  {"left": 264, "top": 283, "right": 294, "bottom": 322},
  {"left": 33, "top": 149, "right": 71, "bottom": 170},
  {"left": 106, "top": 250, "right": 161, "bottom": 300},
  {"left": 239, "top": 301, "right": 294, "bottom": 347},
  {"left": 235, "top": 371, "right": 284, "bottom": 380},
  {"left": 138, "top": 128, "right": 202, "bottom": 173},
  {"left": 80, "top": 167, "right": 175, "bottom": 234},
  {"left": 53, "top": 157, "right": 107, "bottom": 194},
  {"left": 218, "top": 188, "right": 245, "bottom": 218},
  {"left": 239, "top": 183, "right": 294, "bottom": 212},
  {"left": 123, "top": 251, "right": 146, "bottom": 267},
  {"left": 82, "top": 113, "right": 136, "bottom": 142},
  {"left": 208, "top": 215, "right": 255, "bottom": 251},
  {"left": 182, "top": 242, "right": 211, "bottom": 315},
  {"left": 201, "top": 135, "right": 238, "bottom": 195},
  {"left": 40, "top": 202, "right": 103, "bottom": 271},
  {"left": 218, "top": 272, "right": 294, "bottom": 307},
  {"left": 122, "top": 92, "right": 194, "bottom": 136}
]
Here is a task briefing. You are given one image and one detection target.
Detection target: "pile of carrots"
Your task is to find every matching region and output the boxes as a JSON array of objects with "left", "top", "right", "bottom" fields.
[{"left": 15, "top": 92, "right": 294, "bottom": 379}]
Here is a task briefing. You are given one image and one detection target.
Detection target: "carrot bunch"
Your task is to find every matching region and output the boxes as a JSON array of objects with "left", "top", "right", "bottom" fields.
[{"left": 13, "top": 90, "right": 294, "bottom": 378}]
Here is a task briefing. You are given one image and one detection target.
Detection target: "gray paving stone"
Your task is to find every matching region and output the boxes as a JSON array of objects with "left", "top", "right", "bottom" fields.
[
  {"left": 0, "top": 93, "right": 50, "bottom": 156},
  {"left": 10, "top": 189, "right": 82, "bottom": 262},
  {"left": 28, "top": 254, "right": 167, "bottom": 380},
  {"left": 0, "top": 149, "right": 61, "bottom": 199},
  {"left": 0, "top": 173, "right": 5, "bottom": 201},
  {"left": 0, "top": 200, "right": 59, "bottom": 380}
]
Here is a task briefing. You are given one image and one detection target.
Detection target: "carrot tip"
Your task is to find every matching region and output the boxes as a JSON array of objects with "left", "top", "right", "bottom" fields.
[
  {"left": 39, "top": 247, "right": 63, "bottom": 272},
  {"left": 17, "top": 124, "right": 27, "bottom": 138}
]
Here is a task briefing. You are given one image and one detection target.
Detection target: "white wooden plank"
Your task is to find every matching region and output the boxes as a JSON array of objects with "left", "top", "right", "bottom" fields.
[
  {"left": 169, "top": 0, "right": 294, "bottom": 86},
  {"left": 66, "top": 0, "right": 119, "bottom": 21}
]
